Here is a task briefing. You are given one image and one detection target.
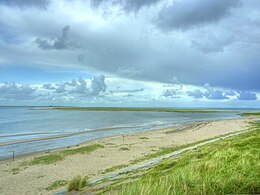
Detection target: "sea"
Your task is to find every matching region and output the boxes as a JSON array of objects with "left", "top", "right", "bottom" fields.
[{"left": 0, "top": 107, "right": 255, "bottom": 159}]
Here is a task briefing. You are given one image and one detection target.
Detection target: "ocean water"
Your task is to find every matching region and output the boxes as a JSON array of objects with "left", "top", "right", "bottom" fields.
[{"left": 0, "top": 107, "right": 242, "bottom": 159}]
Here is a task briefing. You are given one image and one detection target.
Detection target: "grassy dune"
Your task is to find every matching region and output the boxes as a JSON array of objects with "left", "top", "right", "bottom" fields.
[
  {"left": 39, "top": 107, "right": 220, "bottom": 113},
  {"left": 241, "top": 112, "right": 260, "bottom": 116},
  {"left": 99, "top": 124, "right": 260, "bottom": 195}
]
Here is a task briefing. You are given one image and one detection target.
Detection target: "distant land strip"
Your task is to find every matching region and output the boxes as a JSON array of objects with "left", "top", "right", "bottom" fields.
[
  {"left": 31, "top": 107, "right": 222, "bottom": 113},
  {"left": 241, "top": 112, "right": 260, "bottom": 116}
]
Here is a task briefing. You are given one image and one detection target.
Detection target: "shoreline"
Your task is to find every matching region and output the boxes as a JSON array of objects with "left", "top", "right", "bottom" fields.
[
  {"left": 0, "top": 121, "right": 200, "bottom": 161},
  {"left": 0, "top": 116, "right": 259, "bottom": 195},
  {"left": 0, "top": 117, "right": 239, "bottom": 161}
]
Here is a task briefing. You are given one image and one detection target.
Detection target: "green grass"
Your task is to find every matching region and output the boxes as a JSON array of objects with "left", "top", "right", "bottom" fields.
[
  {"left": 10, "top": 167, "right": 20, "bottom": 175},
  {"left": 102, "top": 124, "right": 260, "bottom": 195},
  {"left": 119, "top": 147, "right": 130, "bottom": 151},
  {"left": 30, "top": 144, "right": 103, "bottom": 165},
  {"left": 67, "top": 176, "right": 87, "bottom": 191},
  {"left": 30, "top": 154, "right": 64, "bottom": 165},
  {"left": 130, "top": 136, "right": 225, "bottom": 165},
  {"left": 46, "top": 180, "right": 68, "bottom": 190},
  {"left": 139, "top": 137, "right": 149, "bottom": 140},
  {"left": 61, "top": 144, "right": 104, "bottom": 156},
  {"left": 102, "top": 164, "right": 129, "bottom": 174},
  {"left": 100, "top": 132, "right": 252, "bottom": 174},
  {"left": 46, "top": 107, "right": 220, "bottom": 113},
  {"left": 241, "top": 112, "right": 260, "bottom": 116}
]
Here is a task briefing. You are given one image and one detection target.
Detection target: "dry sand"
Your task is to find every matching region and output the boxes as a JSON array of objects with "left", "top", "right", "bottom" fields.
[{"left": 0, "top": 117, "right": 258, "bottom": 195}]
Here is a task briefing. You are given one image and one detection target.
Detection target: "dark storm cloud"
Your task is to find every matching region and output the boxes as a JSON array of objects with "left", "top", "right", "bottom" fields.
[
  {"left": 35, "top": 25, "right": 80, "bottom": 50},
  {"left": 157, "top": 0, "right": 241, "bottom": 30},
  {"left": 237, "top": 91, "right": 257, "bottom": 100},
  {"left": 91, "top": 0, "right": 160, "bottom": 12},
  {"left": 225, "top": 91, "right": 236, "bottom": 96},
  {"left": 191, "top": 33, "right": 234, "bottom": 53},
  {"left": 187, "top": 90, "right": 204, "bottom": 98},
  {"left": 203, "top": 84, "right": 229, "bottom": 100},
  {"left": 0, "top": 0, "right": 50, "bottom": 9},
  {"left": 187, "top": 87, "right": 258, "bottom": 101},
  {"left": 187, "top": 85, "right": 230, "bottom": 100},
  {"left": 116, "top": 66, "right": 142, "bottom": 77},
  {"left": 122, "top": 0, "right": 161, "bottom": 12}
]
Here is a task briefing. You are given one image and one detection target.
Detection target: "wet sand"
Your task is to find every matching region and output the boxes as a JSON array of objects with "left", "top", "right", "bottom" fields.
[{"left": 0, "top": 116, "right": 258, "bottom": 195}]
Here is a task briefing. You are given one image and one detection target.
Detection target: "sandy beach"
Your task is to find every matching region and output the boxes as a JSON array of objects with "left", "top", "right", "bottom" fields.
[{"left": 0, "top": 116, "right": 258, "bottom": 195}]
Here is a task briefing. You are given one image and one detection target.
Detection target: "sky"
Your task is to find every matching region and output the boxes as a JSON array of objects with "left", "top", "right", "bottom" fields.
[{"left": 0, "top": 0, "right": 259, "bottom": 108}]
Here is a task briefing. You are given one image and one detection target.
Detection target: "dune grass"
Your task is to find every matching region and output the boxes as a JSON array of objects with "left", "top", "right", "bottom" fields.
[
  {"left": 61, "top": 144, "right": 104, "bottom": 156},
  {"left": 101, "top": 124, "right": 260, "bottom": 195},
  {"left": 30, "top": 144, "right": 103, "bottom": 165},
  {"left": 67, "top": 176, "right": 88, "bottom": 191},
  {"left": 30, "top": 154, "right": 64, "bottom": 165},
  {"left": 99, "top": 132, "right": 252, "bottom": 175},
  {"left": 10, "top": 167, "right": 20, "bottom": 175},
  {"left": 129, "top": 136, "right": 226, "bottom": 165},
  {"left": 101, "top": 164, "right": 129, "bottom": 174},
  {"left": 139, "top": 137, "right": 149, "bottom": 140},
  {"left": 46, "top": 180, "right": 68, "bottom": 190}
]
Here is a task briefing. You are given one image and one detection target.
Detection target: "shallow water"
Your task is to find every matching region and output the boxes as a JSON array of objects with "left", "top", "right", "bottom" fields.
[{"left": 0, "top": 107, "right": 242, "bottom": 159}]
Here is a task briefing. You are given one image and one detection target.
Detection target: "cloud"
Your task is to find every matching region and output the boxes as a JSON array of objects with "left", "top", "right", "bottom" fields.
[
  {"left": 187, "top": 90, "right": 204, "bottom": 98},
  {"left": 0, "top": 82, "right": 36, "bottom": 100},
  {"left": 191, "top": 32, "right": 234, "bottom": 53},
  {"left": 42, "top": 75, "right": 107, "bottom": 97},
  {"left": 64, "top": 79, "right": 78, "bottom": 87},
  {"left": 204, "top": 89, "right": 229, "bottom": 100},
  {"left": 157, "top": 0, "right": 241, "bottom": 30},
  {"left": 162, "top": 89, "right": 179, "bottom": 98},
  {"left": 35, "top": 25, "right": 80, "bottom": 50},
  {"left": 187, "top": 84, "right": 229, "bottom": 100},
  {"left": 70, "top": 77, "right": 88, "bottom": 94},
  {"left": 124, "top": 94, "right": 134, "bottom": 98},
  {"left": 117, "top": 66, "right": 141, "bottom": 77},
  {"left": 168, "top": 76, "right": 183, "bottom": 90},
  {"left": 237, "top": 91, "right": 257, "bottom": 100},
  {"left": 0, "top": 75, "right": 259, "bottom": 107},
  {"left": 225, "top": 90, "right": 236, "bottom": 96},
  {"left": 55, "top": 85, "right": 66, "bottom": 93},
  {"left": 43, "top": 83, "right": 54, "bottom": 89},
  {"left": 203, "top": 84, "right": 229, "bottom": 100},
  {"left": 91, "top": 75, "right": 107, "bottom": 95},
  {"left": 91, "top": 0, "right": 161, "bottom": 12},
  {"left": 122, "top": 0, "right": 161, "bottom": 12},
  {"left": 0, "top": 0, "right": 260, "bottom": 93},
  {"left": 113, "top": 88, "right": 144, "bottom": 93},
  {"left": 0, "top": 0, "right": 50, "bottom": 9}
]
